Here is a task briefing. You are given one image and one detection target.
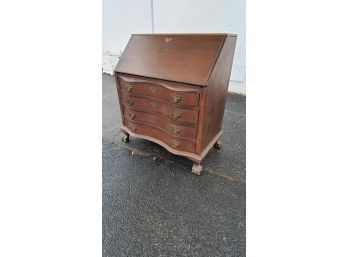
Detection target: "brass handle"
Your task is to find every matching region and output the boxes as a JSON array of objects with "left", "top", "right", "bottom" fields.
[
  {"left": 170, "top": 93, "right": 181, "bottom": 103},
  {"left": 125, "top": 84, "right": 133, "bottom": 92},
  {"left": 170, "top": 139, "right": 179, "bottom": 148},
  {"left": 169, "top": 110, "right": 181, "bottom": 119},
  {"left": 126, "top": 98, "right": 134, "bottom": 106},
  {"left": 129, "top": 124, "right": 136, "bottom": 132},
  {"left": 170, "top": 126, "right": 181, "bottom": 134},
  {"left": 128, "top": 112, "right": 136, "bottom": 120}
]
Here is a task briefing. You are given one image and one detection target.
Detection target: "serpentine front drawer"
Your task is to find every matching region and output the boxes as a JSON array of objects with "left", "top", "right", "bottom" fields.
[
  {"left": 123, "top": 119, "right": 196, "bottom": 153},
  {"left": 120, "top": 93, "right": 199, "bottom": 125},
  {"left": 119, "top": 75, "right": 200, "bottom": 107},
  {"left": 122, "top": 109, "right": 198, "bottom": 139}
]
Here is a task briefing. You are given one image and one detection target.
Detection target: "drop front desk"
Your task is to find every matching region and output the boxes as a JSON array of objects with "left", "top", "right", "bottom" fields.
[{"left": 114, "top": 34, "right": 237, "bottom": 175}]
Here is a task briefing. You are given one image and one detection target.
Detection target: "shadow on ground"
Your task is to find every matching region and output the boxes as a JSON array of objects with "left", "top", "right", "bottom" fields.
[{"left": 103, "top": 74, "right": 246, "bottom": 257}]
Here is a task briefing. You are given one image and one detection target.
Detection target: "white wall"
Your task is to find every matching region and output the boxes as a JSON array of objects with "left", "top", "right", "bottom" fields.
[
  {"left": 103, "top": 0, "right": 245, "bottom": 94},
  {"left": 102, "top": 0, "right": 152, "bottom": 52}
]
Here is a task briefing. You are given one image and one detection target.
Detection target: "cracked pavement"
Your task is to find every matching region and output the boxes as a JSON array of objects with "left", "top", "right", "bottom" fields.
[{"left": 102, "top": 74, "right": 246, "bottom": 257}]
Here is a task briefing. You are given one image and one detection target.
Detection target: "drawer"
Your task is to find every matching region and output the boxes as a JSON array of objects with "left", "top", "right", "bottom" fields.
[
  {"left": 123, "top": 109, "right": 197, "bottom": 139},
  {"left": 124, "top": 120, "right": 196, "bottom": 153},
  {"left": 121, "top": 94, "right": 199, "bottom": 125},
  {"left": 118, "top": 76, "right": 199, "bottom": 107}
]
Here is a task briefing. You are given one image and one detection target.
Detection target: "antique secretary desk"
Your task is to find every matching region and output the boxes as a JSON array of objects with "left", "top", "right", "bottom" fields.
[{"left": 114, "top": 34, "right": 237, "bottom": 175}]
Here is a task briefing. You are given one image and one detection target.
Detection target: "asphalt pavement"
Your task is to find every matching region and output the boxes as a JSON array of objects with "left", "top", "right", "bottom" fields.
[{"left": 102, "top": 74, "right": 246, "bottom": 257}]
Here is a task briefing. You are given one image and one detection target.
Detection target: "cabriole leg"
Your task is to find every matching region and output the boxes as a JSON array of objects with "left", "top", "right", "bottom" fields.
[
  {"left": 214, "top": 140, "right": 223, "bottom": 150},
  {"left": 191, "top": 162, "right": 203, "bottom": 176},
  {"left": 121, "top": 132, "right": 130, "bottom": 143}
]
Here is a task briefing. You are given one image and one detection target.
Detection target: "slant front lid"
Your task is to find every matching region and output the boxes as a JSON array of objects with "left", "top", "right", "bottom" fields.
[{"left": 115, "top": 34, "right": 227, "bottom": 86}]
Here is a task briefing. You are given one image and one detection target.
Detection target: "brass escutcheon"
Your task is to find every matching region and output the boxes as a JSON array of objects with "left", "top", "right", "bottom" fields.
[
  {"left": 170, "top": 126, "right": 181, "bottom": 134},
  {"left": 169, "top": 110, "right": 181, "bottom": 119},
  {"left": 129, "top": 124, "right": 136, "bottom": 132},
  {"left": 126, "top": 98, "right": 134, "bottom": 106},
  {"left": 128, "top": 112, "right": 136, "bottom": 120},
  {"left": 170, "top": 139, "right": 179, "bottom": 148},
  {"left": 165, "top": 37, "right": 172, "bottom": 43},
  {"left": 125, "top": 84, "right": 133, "bottom": 92},
  {"left": 170, "top": 93, "right": 181, "bottom": 103}
]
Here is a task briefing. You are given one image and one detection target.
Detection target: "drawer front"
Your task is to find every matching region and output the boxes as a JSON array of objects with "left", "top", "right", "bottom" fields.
[
  {"left": 123, "top": 109, "right": 197, "bottom": 139},
  {"left": 124, "top": 120, "right": 196, "bottom": 153},
  {"left": 119, "top": 77, "right": 199, "bottom": 107},
  {"left": 121, "top": 94, "right": 199, "bottom": 124}
]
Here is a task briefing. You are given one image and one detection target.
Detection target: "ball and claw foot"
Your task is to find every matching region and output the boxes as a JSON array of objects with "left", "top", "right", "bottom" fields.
[
  {"left": 121, "top": 133, "right": 129, "bottom": 143},
  {"left": 214, "top": 140, "right": 223, "bottom": 150},
  {"left": 191, "top": 163, "right": 203, "bottom": 176}
]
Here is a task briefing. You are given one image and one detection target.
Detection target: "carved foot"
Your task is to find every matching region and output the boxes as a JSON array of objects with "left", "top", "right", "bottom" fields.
[
  {"left": 121, "top": 132, "right": 129, "bottom": 143},
  {"left": 214, "top": 140, "right": 223, "bottom": 150},
  {"left": 191, "top": 163, "right": 203, "bottom": 176}
]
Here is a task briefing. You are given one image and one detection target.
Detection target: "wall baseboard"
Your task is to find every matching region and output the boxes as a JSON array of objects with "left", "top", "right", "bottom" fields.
[
  {"left": 228, "top": 80, "right": 246, "bottom": 95},
  {"left": 227, "top": 91, "right": 246, "bottom": 96},
  {"left": 102, "top": 51, "right": 120, "bottom": 75}
]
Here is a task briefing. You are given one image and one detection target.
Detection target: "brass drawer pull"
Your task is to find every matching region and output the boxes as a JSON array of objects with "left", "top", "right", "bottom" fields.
[
  {"left": 170, "top": 139, "right": 180, "bottom": 148},
  {"left": 128, "top": 112, "right": 136, "bottom": 120},
  {"left": 170, "top": 93, "right": 181, "bottom": 103},
  {"left": 129, "top": 124, "right": 136, "bottom": 132},
  {"left": 125, "top": 84, "right": 133, "bottom": 92},
  {"left": 170, "top": 126, "right": 181, "bottom": 134},
  {"left": 126, "top": 98, "right": 134, "bottom": 106},
  {"left": 169, "top": 110, "right": 181, "bottom": 119}
]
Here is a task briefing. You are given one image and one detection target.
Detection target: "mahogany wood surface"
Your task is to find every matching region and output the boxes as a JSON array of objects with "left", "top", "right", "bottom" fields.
[
  {"left": 120, "top": 94, "right": 199, "bottom": 124},
  {"left": 122, "top": 109, "right": 198, "bottom": 139},
  {"left": 201, "top": 35, "right": 237, "bottom": 149},
  {"left": 123, "top": 119, "right": 196, "bottom": 153},
  {"left": 115, "top": 33, "right": 237, "bottom": 168},
  {"left": 115, "top": 34, "right": 226, "bottom": 86},
  {"left": 118, "top": 75, "right": 200, "bottom": 107}
]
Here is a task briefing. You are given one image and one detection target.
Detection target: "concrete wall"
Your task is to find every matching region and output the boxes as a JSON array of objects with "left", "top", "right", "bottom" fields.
[{"left": 102, "top": 0, "right": 245, "bottom": 94}]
